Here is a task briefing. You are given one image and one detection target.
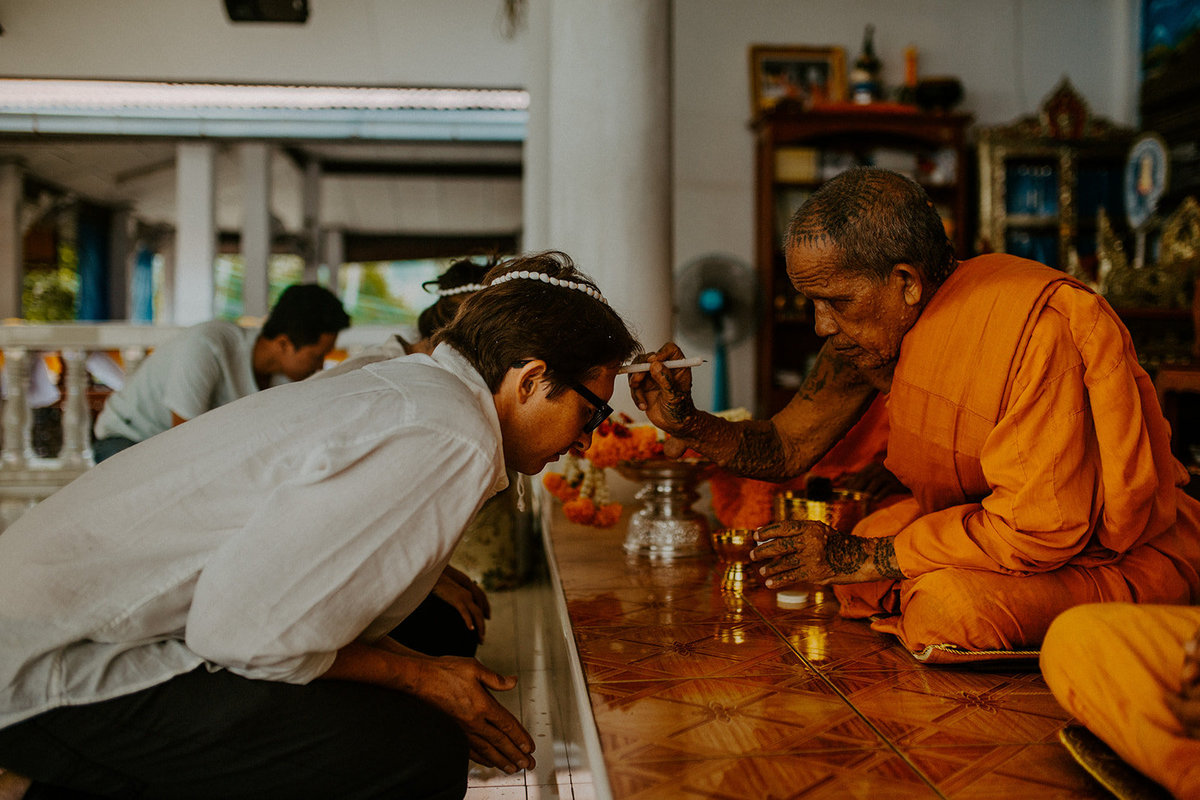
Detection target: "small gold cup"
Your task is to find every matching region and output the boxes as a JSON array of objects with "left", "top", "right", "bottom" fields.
[{"left": 710, "top": 528, "right": 757, "bottom": 591}]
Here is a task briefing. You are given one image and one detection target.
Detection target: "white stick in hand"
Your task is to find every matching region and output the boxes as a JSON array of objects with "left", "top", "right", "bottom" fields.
[{"left": 617, "top": 357, "right": 706, "bottom": 374}]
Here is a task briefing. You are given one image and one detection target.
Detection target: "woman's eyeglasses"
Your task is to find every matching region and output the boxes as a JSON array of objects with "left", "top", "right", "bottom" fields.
[
  {"left": 568, "top": 381, "right": 613, "bottom": 434},
  {"left": 512, "top": 360, "right": 612, "bottom": 434}
]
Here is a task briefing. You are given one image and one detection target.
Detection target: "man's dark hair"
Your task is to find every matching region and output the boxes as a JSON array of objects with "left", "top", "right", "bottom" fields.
[
  {"left": 261, "top": 283, "right": 350, "bottom": 346},
  {"left": 786, "top": 167, "right": 956, "bottom": 288},
  {"left": 417, "top": 257, "right": 496, "bottom": 340},
  {"left": 434, "top": 250, "right": 641, "bottom": 397}
]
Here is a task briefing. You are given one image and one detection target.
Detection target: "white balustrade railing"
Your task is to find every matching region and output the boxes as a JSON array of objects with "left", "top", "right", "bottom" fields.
[
  {"left": 0, "top": 322, "right": 404, "bottom": 532},
  {"left": 0, "top": 322, "right": 185, "bottom": 531}
]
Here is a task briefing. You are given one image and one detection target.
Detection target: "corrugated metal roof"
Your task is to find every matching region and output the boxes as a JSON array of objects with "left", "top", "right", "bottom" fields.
[
  {"left": 0, "top": 79, "right": 528, "bottom": 141},
  {"left": 0, "top": 79, "right": 528, "bottom": 111}
]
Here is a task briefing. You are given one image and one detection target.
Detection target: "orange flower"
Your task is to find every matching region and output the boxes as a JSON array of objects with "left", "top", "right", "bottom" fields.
[
  {"left": 563, "top": 495, "right": 597, "bottom": 525},
  {"left": 542, "top": 472, "right": 579, "bottom": 502},
  {"left": 629, "top": 426, "right": 665, "bottom": 460},
  {"left": 709, "top": 470, "right": 779, "bottom": 529},
  {"left": 593, "top": 502, "right": 623, "bottom": 528}
]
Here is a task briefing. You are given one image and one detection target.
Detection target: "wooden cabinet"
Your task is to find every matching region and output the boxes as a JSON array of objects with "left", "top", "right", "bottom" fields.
[
  {"left": 752, "top": 103, "right": 972, "bottom": 416},
  {"left": 976, "top": 79, "right": 1134, "bottom": 277}
]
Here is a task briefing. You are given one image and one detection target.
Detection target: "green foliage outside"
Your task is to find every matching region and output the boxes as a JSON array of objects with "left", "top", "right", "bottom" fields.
[
  {"left": 21, "top": 241, "right": 79, "bottom": 322},
  {"left": 341, "top": 262, "right": 422, "bottom": 325},
  {"left": 214, "top": 254, "right": 306, "bottom": 321},
  {"left": 21, "top": 268, "right": 78, "bottom": 322}
]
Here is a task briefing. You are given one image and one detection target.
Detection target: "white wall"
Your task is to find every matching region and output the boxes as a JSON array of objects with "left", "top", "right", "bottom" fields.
[
  {"left": 0, "top": 0, "right": 527, "bottom": 86},
  {"left": 671, "top": 0, "right": 1139, "bottom": 414}
]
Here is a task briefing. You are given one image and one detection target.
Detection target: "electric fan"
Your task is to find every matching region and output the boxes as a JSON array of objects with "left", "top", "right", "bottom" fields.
[{"left": 675, "top": 253, "right": 761, "bottom": 412}]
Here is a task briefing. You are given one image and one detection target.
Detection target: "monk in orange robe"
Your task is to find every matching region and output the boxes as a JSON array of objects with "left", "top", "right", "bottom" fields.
[
  {"left": 630, "top": 167, "right": 1200, "bottom": 662},
  {"left": 1041, "top": 603, "right": 1200, "bottom": 797}
]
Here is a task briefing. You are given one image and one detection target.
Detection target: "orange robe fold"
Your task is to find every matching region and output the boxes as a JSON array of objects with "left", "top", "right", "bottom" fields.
[
  {"left": 834, "top": 254, "right": 1200, "bottom": 660},
  {"left": 1041, "top": 603, "right": 1200, "bottom": 798},
  {"left": 806, "top": 392, "right": 890, "bottom": 482}
]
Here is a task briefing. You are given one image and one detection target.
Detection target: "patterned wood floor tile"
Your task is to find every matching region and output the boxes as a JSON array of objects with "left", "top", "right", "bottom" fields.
[
  {"left": 667, "top": 751, "right": 939, "bottom": 799},
  {"left": 545, "top": 510, "right": 1105, "bottom": 799},
  {"left": 941, "top": 742, "right": 1110, "bottom": 798}
]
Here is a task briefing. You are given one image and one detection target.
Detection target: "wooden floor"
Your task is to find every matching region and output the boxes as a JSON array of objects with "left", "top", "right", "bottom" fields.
[{"left": 528, "top": 509, "right": 1119, "bottom": 800}]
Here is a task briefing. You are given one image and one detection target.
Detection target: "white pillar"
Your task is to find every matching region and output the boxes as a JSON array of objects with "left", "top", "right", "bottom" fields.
[
  {"left": 521, "top": 0, "right": 552, "bottom": 252},
  {"left": 1, "top": 347, "right": 30, "bottom": 468},
  {"left": 541, "top": 0, "right": 673, "bottom": 414},
  {"left": 108, "top": 207, "right": 134, "bottom": 320},
  {"left": 174, "top": 141, "right": 217, "bottom": 325},
  {"left": 1111, "top": 0, "right": 1139, "bottom": 125},
  {"left": 0, "top": 161, "right": 23, "bottom": 320},
  {"left": 303, "top": 159, "right": 322, "bottom": 284},
  {"left": 157, "top": 235, "right": 177, "bottom": 324},
  {"left": 322, "top": 228, "right": 344, "bottom": 294},
  {"left": 240, "top": 142, "right": 272, "bottom": 318}
]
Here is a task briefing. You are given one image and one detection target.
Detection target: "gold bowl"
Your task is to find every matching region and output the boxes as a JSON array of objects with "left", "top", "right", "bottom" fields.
[
  {"left": 773, "top": 489, "right": 869, "bottom": 533},
  {"left": 710, "top": 528, "right": 756, "bottom": 562}
]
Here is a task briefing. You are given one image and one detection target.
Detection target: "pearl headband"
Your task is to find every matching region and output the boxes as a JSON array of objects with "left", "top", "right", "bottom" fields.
[
  {"left": 488, "top": 270, "right": 608, "bottom": 305},
  {"left": 435, "top": 283, "right": 486, "bottom": 297}
]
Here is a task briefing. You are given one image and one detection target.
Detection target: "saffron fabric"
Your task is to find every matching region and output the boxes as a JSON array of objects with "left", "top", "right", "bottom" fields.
[
  {"left": 1042, "top": 603, "right": 1200, "bottom": 798},
  {"left": 806, "top": 392, "right": 890, "bottom": 482},
  {"left": 834, "top": 255, "right": 1200, "bottom": 658}
]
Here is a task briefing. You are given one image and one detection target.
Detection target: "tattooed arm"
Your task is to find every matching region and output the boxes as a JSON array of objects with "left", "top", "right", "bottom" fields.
[
  {"left": 750, "top": 520, "right": 905, "bottom": 585},
  {"left": 629, "top": 341, "right": 878, "bottom": 480}
]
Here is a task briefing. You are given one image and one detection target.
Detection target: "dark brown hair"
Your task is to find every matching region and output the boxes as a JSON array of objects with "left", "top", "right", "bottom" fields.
[
  {"left": 261, "top": 283, "right": 350, "bottom": 346},
  {"left": 434, "top": 250, "right": 641, "bottom": 396},
  {"left": 786, "top": 167, "right": 956, "bottom": 288},
  {"left": 417, "top": 257, "right": 496, "bottom": 340}
]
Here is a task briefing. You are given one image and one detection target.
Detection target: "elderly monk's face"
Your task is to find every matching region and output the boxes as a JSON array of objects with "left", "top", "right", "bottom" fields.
[{"left": 786, "top": 241, "right": 923, "bottom": 372}]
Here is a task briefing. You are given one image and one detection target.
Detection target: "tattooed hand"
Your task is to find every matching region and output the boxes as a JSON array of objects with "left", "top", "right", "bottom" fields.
[
  {"left": 629, "top": 342, "right": 698, "bottom": 437},
  {"left": 750, "top": 521, "right": 904, "bottom": 586}
]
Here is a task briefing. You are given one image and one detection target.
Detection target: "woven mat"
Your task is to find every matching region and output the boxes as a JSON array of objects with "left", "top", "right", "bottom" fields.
[{"left": 1058, "top": 725, "right": 1172, "bottom": 800}]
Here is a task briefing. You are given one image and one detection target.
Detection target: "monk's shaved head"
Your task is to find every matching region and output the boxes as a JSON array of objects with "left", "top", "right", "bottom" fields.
[{"left": 787, "top": 167, "right": 956, "bottom": 288}]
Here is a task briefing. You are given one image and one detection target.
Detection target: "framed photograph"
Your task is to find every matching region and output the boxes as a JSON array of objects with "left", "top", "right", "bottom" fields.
[{"left": 750, "top": 45, "right": 846, "bottom": 115}]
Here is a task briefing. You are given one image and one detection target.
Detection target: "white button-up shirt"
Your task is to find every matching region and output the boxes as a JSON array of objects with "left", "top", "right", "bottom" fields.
[{"left": 0, "top": 344, "right": 507, "bottom": 730}]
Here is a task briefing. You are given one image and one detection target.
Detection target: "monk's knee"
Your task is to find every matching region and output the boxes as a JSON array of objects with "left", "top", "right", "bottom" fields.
[
  {"left": 1042, "top": 604, "right": 1114, "bottom": 666},
  {"left": 896, "top": 569, "right": 1026, "bottom": 652}
]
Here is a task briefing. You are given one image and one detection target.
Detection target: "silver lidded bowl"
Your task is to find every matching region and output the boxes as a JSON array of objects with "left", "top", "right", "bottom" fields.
[{"left": 615, "top": 458, "right": 712, "bottom": 559}]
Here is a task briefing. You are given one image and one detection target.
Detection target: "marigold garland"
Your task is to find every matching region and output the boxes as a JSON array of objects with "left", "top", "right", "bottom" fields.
[
  {"left": 542, "top": 413, "right": 669, "bottom": 528},
  {"left": 708, "top": 470, "right": 807, "bottom": 530},
  {"left": 543, "top": 411, "right": 790, "bottom": 530}
]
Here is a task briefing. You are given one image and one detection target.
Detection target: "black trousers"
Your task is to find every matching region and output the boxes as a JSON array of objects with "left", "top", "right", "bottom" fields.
[
  {"left": 91, "top": 437, "right": 137, "bottom": 464},
  {"left": 0, "top": 667, "right": 467, "bottom": 800},
  {"left": 389, "top": 594, "right": 479, "bottom": 658}
]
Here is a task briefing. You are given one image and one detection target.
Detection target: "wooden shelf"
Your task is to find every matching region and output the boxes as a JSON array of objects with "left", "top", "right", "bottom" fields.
[{"left": 976, "top": 79, "right": 1135, "bottom": 268}]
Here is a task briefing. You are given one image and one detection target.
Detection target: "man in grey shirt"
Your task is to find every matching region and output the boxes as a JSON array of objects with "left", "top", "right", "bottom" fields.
[{"left": 92, "top": 283, "right": 350, "bottom": 462}]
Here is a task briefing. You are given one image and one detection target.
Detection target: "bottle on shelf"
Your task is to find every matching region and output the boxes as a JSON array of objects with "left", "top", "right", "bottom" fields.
[{"left": 850, "top": 24, "right": 882, "bottom": 104}]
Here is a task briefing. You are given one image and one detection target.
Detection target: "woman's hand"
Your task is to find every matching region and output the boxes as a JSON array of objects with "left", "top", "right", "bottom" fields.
[
  {"left": 841, "top": 462, "right": 908, "bottom": 503},
  {"left": 324, "top": 642, "right": 535, "bottom": 772},
  {"left": 432, "top": 565, "right": 490, "bottom": 643},
  {"left": 416, "top": 656, "right": 536, "bottom": 772}
]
